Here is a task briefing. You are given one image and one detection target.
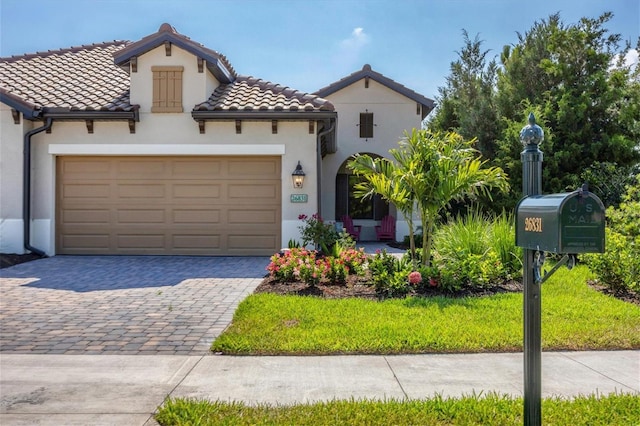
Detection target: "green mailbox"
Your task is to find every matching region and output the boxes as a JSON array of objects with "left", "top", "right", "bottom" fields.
[{"left": 516, "top": 190, "right": 605, "bottom": 254}]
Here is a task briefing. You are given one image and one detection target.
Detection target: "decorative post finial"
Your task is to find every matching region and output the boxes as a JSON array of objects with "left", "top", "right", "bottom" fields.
[{"left": 520, "top": 112, "right": 544, "bottom": 148}]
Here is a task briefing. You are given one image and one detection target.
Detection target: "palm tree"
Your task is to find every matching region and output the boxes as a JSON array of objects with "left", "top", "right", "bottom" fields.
[
  {"left": 348, "top": 154, "right": 420, "bottom": 264},
  {"left": 350, "top": 129, "right": 509, "bottom": 267}
]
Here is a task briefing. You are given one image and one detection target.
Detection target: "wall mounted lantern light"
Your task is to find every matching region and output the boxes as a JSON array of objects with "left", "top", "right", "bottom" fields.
[{"left": 292, "top": 161, "right": 305, "bottom": 189}]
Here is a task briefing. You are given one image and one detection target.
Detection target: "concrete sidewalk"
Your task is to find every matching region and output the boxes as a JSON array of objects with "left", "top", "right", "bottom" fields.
[{"left": 1, "top": 351, "right": 638, "bottom": 425}]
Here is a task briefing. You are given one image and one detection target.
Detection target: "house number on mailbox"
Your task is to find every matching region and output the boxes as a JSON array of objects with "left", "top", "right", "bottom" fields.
[{"left": 524, "top": 217, "right": 543, "bottom": 232}]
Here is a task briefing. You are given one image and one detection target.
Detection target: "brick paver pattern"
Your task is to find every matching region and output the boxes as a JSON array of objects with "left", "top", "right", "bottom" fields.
[{"left": 0, "top": 256, "right": 268, "bottom": 355}]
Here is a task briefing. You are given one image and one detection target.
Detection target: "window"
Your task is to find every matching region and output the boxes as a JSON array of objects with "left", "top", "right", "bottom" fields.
[
  {"left": 151, "top": 66, "right": 183, "bottom": 113},
  {"left": 336, "top": 173, "right": 388, "bottom": 220},
  {"left": 359, "top": 112, "right": 374, "bottom": 139}
]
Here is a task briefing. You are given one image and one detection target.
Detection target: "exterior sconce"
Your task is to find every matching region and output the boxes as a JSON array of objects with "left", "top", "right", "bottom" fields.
[{"left": 291, "top": 161, "right": 305, "bottom": 189}]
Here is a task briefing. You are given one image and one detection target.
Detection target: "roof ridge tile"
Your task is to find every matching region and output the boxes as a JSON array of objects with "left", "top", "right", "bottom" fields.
[{"left": 1, "top": 40, "right": 130, "bottom": 62}]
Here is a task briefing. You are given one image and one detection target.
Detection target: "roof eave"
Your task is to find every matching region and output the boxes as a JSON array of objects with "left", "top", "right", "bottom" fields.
[
  {"left": 315, "top": 67, "right": 435, "bottom": 110},
  {"left": 192, "top": 110, "right": 337, "bottom": 121},
  {"left": 0, "top": 89, "right": 42, "bottom": 119},
  {"left": 37, "top": 106, "right": 140, "bottom": 121},
  {"left": 113, "top": 32, "right": 235, "bottom": 84}
]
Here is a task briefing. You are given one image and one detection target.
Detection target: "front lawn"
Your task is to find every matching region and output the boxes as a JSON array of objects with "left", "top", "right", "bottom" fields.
[
  {"left": 212, "top": 265, "right": 640, "bottom": 355},
  {"left": 156, "top": 393, "right": 640, "bottom": 426}
]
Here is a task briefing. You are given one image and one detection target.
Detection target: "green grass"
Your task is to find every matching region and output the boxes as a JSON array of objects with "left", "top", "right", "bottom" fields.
[
  {"left": 212, "top": 265, "right": 640, "bottom": 354},
  {"left": 156, "top": 393, "right": 640, "bottom": 425}
]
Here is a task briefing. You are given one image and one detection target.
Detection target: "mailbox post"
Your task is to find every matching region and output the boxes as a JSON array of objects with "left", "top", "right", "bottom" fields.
[
  {"left": 516, "top": 114, "right": 606, "bottom": 425},
  {"left": 520, "top": 113, "right": 544, "bottom": 426}
]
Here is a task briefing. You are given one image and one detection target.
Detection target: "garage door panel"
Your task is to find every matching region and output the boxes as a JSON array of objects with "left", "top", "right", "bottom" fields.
[
  {"left": 117, "top": 209, "right": 166, "bottom": 224},
  {"left": 173, "top": 209, "right": 221, "bottom": 224},
  {"left": 228, "top": 235, "right": 278, "bottom": 250},
  {"left": 173, "top": 234, "right": 220, "bottom": 249},
  {"left": 117, "top": 184, "right": 165, "bottom": 198},
  {"left": 61, "top": 159, "right": 111, "bottom": 178},
  {"left": 117, "top": 234, "right": 166, "bottom": 249},
  {"left": 117, "top": 160, "right": 166, "bottom": 178},
  {"left": 228, "top": 159, "right": 279, "bottom": 176},
  {"left": 227, "top": 209, "right": 278, "bottom": 224},
  {"left": 60, "top": 234, "right": 110, "bottom": 250},
  {"left": 172, "top": 160, "right": 222, "bottom": 177},
  {"left": 57, "top": 156, "right": 281, "bottom": 255},
  {"left": 228, "top": 183, "right": 278, "bottom": 199},
  {"left": 61, "top": 209, "right": 111, "bottom": 224},
  {"left": 172, "top": 183, "right": 221, "bottom": 199},
  {"left": 62, "top": 184, "right": 111, "bottom": 198}
]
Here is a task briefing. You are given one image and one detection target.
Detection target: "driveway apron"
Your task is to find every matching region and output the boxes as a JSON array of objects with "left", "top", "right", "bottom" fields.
[{"left": 0, "top": 256, "right": 269, "bottom": 355}]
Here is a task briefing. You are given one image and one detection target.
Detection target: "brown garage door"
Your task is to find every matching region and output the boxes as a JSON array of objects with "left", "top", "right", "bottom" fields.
[{"left": 56, "top": 156, "right": 281, "bottom": 255}]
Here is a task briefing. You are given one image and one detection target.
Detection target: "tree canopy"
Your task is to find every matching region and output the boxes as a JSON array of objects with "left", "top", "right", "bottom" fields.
[{"left": 429, "top": 12, "right": 640, "bottom": 211}]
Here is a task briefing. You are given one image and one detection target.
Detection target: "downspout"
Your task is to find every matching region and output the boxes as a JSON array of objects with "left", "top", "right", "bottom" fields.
[
  {"left": 23, "top": 118, "right": 53, "bottom": 256},
  {"left": 316, "top": 118, "right": 336, "bottom": 216}
]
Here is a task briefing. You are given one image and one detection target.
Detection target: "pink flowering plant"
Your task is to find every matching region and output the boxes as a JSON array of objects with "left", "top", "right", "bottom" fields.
[
  {"left": 266, "top": 248, "right": 327, "bottom": 286},
  {"left": 325, "top": 256, "right": 349, "bottom": 284},
  {"left": 266, "top": 245, "right": 368, "bottom": 288},
  {"left": 408, "top": 271, "right": 422, "bottom": 285},
  {"left": 296, "top": 250, "right": 326, "bottom": 286},
  {"left": 267, "top": 249, "right": 302, "bottom": 282},
  {"left": 338, "top": 248, "right": 367, "bottom": 275}
]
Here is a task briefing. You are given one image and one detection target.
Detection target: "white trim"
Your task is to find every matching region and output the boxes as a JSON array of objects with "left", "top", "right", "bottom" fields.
[{"left": 48, "top": 144, "right": 286, "bottom": 156}]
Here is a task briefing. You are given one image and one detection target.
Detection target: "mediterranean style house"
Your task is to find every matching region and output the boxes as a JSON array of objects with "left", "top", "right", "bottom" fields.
[{"left": 0, "top": 24, "right": 434, "bottom": 256}]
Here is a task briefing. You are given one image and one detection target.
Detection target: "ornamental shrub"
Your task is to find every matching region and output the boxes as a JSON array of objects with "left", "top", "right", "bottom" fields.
[
  {"left": 298, "top": 214, "right": 338, "bottom": 252},
  {"left": 266, "top": 248, "right": 325, "bottom": 286},
  {"left": 432, "top": 211, "right": 520, "bottom": 291},
  {"left": 267, "top": 249, "right": 299, "bottom": 282},
  {"left": 325, "top": 256, "right": 349, "bottom": 285},
  {"left": 368, "top": 250, "right": 413, "bottom": 298},
  {"left": 266, "top": 246, "right": 368, "bottom": 288},
  {"left": 583, "top": 229, "right": 639, "bottom": 292},
  {"left": 296, "top": 252, "right": 325, "bottom": 287},
  {"left": 583, "top": 175, "right": 640, "bottom": 292},
  {"left": 339, "top": 248, "right": 367, "bottom": 275}
]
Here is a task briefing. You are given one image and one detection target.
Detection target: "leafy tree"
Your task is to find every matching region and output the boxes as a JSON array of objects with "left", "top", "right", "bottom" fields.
[
  {"left": 349, "top": 130, "right": 509, "bottom": 267},
  {"left": 433, "top": 13, "right": 640, "bottom": 212},
  {"left": 572, "top": 162, "right": 640, "bottom": 208},
  {"left": 429, "top": 30, "right": 500, "bottom": 159},
  {"left": 495, "top": 12, "right": 640, "bottom": 200}
]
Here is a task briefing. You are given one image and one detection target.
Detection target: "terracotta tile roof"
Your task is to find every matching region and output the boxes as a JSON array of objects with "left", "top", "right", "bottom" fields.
[
  {"left": 0, "top": 41, "right": 135, "bottom": 115},
  {"left": 194, "top": 76, "right": 334, "bottom": 113},
  {"left": 1, "top": 24, "right": 333, "bottom": 120}
]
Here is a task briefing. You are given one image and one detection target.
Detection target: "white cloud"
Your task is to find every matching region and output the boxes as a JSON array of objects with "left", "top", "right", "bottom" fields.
[
  {"left": 610, "top": 49, "right": 639, "bottom": 72},
  {"left": 624, "top": 49, "right": 639, "bottom": 68},
  {"left": 329, "top": 27, "right": 372, "bottom": 74},
  {"left": 340, "top": 27, "right": 370, "bottom": 50}
]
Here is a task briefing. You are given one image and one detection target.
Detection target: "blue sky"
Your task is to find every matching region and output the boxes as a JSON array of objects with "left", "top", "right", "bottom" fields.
[{"left": 1, "top": 0, "right": 638, "bottom": 100}]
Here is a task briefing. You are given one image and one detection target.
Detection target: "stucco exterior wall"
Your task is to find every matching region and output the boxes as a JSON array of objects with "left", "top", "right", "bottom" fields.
[
  {"left": 0, "top": 105, "right": 30, "bottom": 253},
  {"left": 320, "top": 79, "right": 425, "bottom": 240},
  {"left": 129, "top": 45, "right": 220, "bottom": 112},
  {"left": 0, "top": 44, "right": 319, "bottom": 254}
]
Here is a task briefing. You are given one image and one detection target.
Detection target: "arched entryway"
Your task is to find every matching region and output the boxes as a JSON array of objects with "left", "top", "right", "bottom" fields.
[{"left": 335, "top": 154, "right": 392, "bottom": 240}]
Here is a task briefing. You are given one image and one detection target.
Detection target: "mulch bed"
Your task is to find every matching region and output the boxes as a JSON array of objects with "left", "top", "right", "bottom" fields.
[
  {"left": 255, "top": 273, "right": 524, "bottom": 300},
  {"left": 0, "top": 253, "right": 44, "bottom": 269},
  {"left": 256, "top": 272, "right": 640, "bottom": 305},
  {"left": 587, "top": 280, "right": 640, "bottom": 306}
]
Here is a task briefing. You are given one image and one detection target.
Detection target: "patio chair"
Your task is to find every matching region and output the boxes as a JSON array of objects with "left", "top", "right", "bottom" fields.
[
  {"left": 375, "top": 215, "right": 396, "bottom": 241},
  {"left": 340, "top": 215, "right": 361, "bottom": 241}
]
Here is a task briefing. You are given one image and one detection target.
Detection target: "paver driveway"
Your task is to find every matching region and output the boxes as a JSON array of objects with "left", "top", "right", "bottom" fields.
[{"left": 0, "top": 256, "right": 269, "bottom": 355}]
